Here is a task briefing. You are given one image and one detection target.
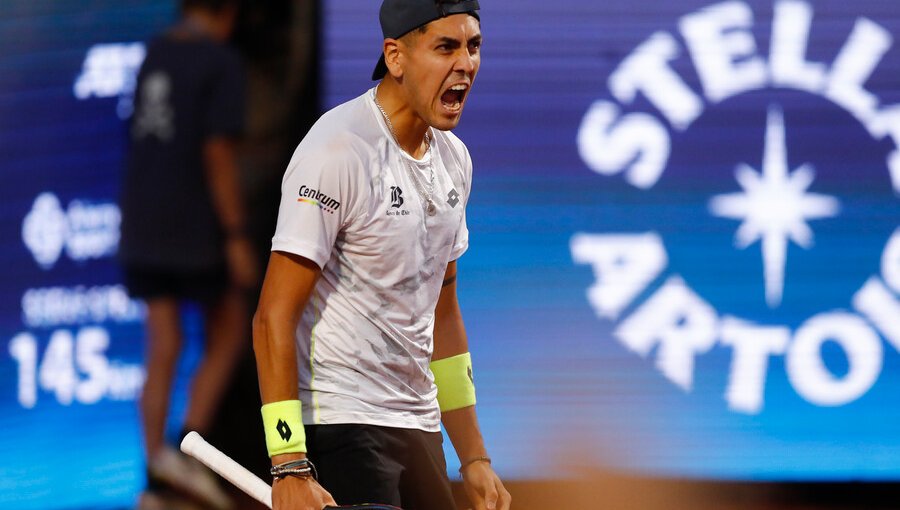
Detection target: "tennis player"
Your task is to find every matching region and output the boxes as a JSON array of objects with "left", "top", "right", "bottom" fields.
[{"left": 252, "top": 1, "right": 510, "bottom": 509}]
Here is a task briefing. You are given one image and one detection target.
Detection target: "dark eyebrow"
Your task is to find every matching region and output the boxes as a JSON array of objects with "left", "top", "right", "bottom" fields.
[
  {"left": 435, "top": 36, "right": 461, "bottom": 49},
  {"left": 434, "top": 34, "right": 482, "bottom": 48}
]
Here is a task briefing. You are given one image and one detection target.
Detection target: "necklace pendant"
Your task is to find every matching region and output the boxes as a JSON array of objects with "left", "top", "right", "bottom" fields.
[{"left": 426, "top": 201, "right": 437, "bottom": 216}]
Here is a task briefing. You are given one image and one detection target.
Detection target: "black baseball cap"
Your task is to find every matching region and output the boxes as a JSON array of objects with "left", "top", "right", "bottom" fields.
[{"left": 371, "top": 0, "right": 480, "bottom": 80}]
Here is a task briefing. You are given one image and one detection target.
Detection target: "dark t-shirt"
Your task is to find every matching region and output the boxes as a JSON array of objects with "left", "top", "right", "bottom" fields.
[{"left": 119, "top": 29, "right": 244, "bottom": 272}]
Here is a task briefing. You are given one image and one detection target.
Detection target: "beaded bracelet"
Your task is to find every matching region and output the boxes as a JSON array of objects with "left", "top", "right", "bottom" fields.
[
  {"left": 459, "top": 455, "right": 492, "bottom": 473},
  {"left": 270, "top": 458, "right": 318, "bottom": 481}
]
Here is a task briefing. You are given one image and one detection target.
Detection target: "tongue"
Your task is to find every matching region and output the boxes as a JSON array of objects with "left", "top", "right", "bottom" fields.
[{"left": 441, "top": 89, "right": 461, "bottom": 105}]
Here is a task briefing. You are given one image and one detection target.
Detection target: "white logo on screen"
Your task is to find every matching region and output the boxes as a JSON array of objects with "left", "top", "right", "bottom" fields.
[
  {"left": 22, "top": 192, "right": 121, "bottom": 270},
  {"left": 8, "top": 327, "right": 145, "bottom": 409},
  {"left": 573, "top": 0, "right": 900, "bottom": 414},
  {"left": 73, "top": 42, "right": 146, "bottom": 119}
]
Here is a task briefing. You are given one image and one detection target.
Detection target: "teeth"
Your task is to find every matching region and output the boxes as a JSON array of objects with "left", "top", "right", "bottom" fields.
[{"left": 450, "top": 84, "right": 467, "bottom": 91}]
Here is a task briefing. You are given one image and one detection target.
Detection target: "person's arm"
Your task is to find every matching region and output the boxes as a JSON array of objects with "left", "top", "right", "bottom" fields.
[
  {"left": 253, "top": 251, "right": 336, "bottom": 510},
  {"left": 204, "top": 137, "right": 257, "bottom": 288},
  {"left": 434, "top": 260, "right": 511, "bottom": 510}
]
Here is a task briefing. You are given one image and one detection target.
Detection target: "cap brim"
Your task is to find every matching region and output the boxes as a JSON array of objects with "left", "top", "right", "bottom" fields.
[{"left": 372, "top": 54, "right": 388, "bottom": 81}]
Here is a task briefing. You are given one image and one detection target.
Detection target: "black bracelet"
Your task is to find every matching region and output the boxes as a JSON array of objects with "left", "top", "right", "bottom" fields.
[
  {"left": 459, "top": 455, "right": 491, "bottom": 473},
  {"left": 271, "top": 458, "right": 318, "bottom": 481}
]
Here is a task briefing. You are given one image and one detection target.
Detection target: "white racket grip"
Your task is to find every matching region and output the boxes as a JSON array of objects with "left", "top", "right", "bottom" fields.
[{"left": 180, "top": 431, "right": 274, "bottom": 509}]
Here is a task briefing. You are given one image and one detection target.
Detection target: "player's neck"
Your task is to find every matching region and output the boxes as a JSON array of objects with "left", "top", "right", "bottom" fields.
[{"left": 376, "top": 80, "right": 430, "bottom": 159}]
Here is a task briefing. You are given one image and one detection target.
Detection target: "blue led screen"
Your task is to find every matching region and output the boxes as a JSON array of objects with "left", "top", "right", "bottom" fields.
[
  {"left": 0, "top": 2, "right": 187, "bottom": 509},
  {"left": 3, "top": 1, "right": 900, "bottom": 509},
  {"left": 320, "top": 0, "right": 900, "bottom": 481}
]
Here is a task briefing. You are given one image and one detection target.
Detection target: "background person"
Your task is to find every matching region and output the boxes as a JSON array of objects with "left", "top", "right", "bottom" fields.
[{"left": 118, "top": 0, "right": 257, "bottom": 507}]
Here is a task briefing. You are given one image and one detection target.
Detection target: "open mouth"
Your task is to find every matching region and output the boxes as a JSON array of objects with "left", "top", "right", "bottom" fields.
[{"left": 440, "top": 83, "right": 468, "bottom": 113}]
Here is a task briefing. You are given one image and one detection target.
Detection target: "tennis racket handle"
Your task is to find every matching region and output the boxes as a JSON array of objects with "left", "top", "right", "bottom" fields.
[
  {"left": 180, "top": 431, "right": 274, "bottom": 509},
  {"left": 180, "top": 432, "right": 404, "bottom": 510}
]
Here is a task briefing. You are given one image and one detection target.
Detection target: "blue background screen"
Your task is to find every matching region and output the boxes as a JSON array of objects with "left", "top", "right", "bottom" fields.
[
  {"left": 323, "top": 0, "right": 900, "bottom": 481},
  {"left": 2, "top": 1, "right": 900, "bottom": 508}
]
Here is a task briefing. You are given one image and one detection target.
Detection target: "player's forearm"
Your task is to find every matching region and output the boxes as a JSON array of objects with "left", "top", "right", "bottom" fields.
[
  {"left": 433, "top": 264, "right": 488, "bottom": 461},
  {"left": 253, "top": 304, "right": 306, "bottom": 465},
  {"left": 252, "top": 308, "right": 300, "bottom": 404},
  {"left": 253, "top": 252, "right": 320, "bottom": 403},
  {"left": 432, "top": 308, "right": 468, "bottom": 360},
  {"left": 252, "top": 252, "right": 321, "bottom": 464},
  {"left": 203, "top": 137, "right": 247, "bottom": 234},
  {"left": 433, "top": 261, "right": 468, "bottom": 359},
  {"left": 434, "top": 322, "right": 489, "bottom": 460},
  {"left": 443, "top": 405, "right": 488, "bottom": 461},
  {"left": 434, "top": 335, "right": 490, "bottom": 461}
]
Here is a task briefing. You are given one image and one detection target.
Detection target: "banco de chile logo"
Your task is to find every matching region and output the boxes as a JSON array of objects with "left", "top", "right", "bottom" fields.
[
  {"left": 387, "top": 186, "right": 409, "bottom": 216},
  {"left": 573, "top": 0, "right": 900, "bottom": 414},
  {"left": 390, "top": 186, "right": 404, "bottom": 208}
]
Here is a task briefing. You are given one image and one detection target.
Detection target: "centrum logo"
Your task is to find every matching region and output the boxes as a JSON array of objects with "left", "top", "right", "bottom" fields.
[
  {"left": 573, "top": 0, "right": 900, "bottom": 414},
  {"left": 297, "top": 185, "right": 341, "bottom": 214}
]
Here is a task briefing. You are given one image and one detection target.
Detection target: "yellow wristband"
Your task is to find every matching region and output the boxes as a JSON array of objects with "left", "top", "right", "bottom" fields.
[
  {"left": 430, "top": 352, "right": 476, "bottom": 412},
  {"left": 261, "top": 400, "right": 306, "bottom": 457}
]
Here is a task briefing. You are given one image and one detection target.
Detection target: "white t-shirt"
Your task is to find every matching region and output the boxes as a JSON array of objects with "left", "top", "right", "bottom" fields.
[{"left": 271, "top": 87, "right": 472, "bottom": 432}]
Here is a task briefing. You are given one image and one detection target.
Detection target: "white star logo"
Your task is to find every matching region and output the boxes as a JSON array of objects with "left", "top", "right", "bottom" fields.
[{"left": 709, "top": 106, "right": 840, "bottom": 308}]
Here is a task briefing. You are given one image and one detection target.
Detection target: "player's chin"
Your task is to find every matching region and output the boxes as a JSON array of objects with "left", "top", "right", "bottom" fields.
[
  {"left": 431, "top": 118, "right": 461, "bottom": 131},
  {"left": 431, "top": 105, "right": 464, "bottom": 131}
]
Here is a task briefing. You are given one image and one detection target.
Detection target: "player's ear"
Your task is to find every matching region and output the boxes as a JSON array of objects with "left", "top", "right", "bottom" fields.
[{"left": 384, "top": 39, "right": 403, "bottom": 79}]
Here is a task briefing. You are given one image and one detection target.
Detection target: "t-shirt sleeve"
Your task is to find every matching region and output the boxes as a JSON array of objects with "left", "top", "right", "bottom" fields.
[
  {"left": 271, "top": 145, "right": 360, "bottom": 269},
  {"left": 204, "top": 48, "right": 244, "bottom": 138},
  {"left": 448, "top": 145, "right": 473, "bottom": 261}
]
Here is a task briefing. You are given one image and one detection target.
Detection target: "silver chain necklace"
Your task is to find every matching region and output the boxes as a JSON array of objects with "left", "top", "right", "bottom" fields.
[{"left": 373, "top": 87, "right": 438, "bottom": 216}]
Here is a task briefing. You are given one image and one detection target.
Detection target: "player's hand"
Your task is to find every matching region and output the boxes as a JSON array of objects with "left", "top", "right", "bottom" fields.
[
  {"left": 272, "top": 475, "right": 336, "bottom": 510},
  {"left": 460, "top": 461, "right": 511, "bottom": 510},
  {"left": 225, "top": 235, "right": 259, "bottom": 289}
]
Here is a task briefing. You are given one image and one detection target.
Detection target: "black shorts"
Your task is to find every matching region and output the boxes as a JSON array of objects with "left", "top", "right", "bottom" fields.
[
  {"left": 306, "top": 424, "right": 456, "bottom": 510},
  {"left": 122, "top": 265, "right": 227, "bottom": 305}
]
